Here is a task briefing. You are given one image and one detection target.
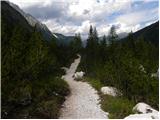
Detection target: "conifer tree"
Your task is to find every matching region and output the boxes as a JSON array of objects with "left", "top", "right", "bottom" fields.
[{"left": 108, "top": 25, "right": 118, "bottom": 44}]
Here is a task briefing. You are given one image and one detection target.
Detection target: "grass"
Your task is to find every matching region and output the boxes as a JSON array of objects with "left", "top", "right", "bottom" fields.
[
  {"left": 101, "top": 95, "right": 135, "bottom": 119},
  {"left": 83, "top": 77, "right": 103, "bottom": 91},
  {"left": 82, "top": 77, "right": 135, "bottom": 119}
]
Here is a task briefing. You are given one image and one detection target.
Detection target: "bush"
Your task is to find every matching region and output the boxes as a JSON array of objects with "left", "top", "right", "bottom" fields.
[
  {"left": 2, "top": 75, "right": 70, "bottom": 118},
  {"left": 34, "top": 99, "right": 60, "bottom": 118}
]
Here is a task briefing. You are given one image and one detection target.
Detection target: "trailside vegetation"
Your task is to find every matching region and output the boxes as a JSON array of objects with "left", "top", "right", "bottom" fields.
[{"left": 79, "top": 25, "right": 159, "bottom": 118}]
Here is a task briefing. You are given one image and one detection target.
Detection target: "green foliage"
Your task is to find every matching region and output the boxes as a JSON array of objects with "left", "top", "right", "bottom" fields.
[
  {"left": 101, "top": 95, "right": 134, "bottom": 119},
  {"left": 85, "top": 25, "right": 100, "bottom": 73},
  {"left": 1, "top": 22, "right": 72, "bottom": 118},
  {"left": 2, "top": 2, "right": 159, "bottom": 118},
  {"left": 35, "top": 99, "right": 60, "bottom": 118},
  {"left": 108, "top": 25, "right": 118, "bottom": 44},
  {"left": 69, "top": 33, "right": 83, "bottom": 54},
  {"left": 84, "top": 77, "right": 103, "bottom": 91},
  {"left": 30, "top": 76, "right": 70, "bottom": 119},
  {"left": 79, "top": 25, "right": 159, "bottom": 111}
]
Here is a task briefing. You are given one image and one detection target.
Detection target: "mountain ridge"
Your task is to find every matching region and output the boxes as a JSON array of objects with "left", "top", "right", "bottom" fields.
[
  {"left": 121, "top": 21, "right": 159, "bottom": 46},
  {"left": 6, "top": 1, "right": 55, "bottom": 41}
]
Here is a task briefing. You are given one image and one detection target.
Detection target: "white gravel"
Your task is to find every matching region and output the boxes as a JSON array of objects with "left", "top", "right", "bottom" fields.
[{"left": 59, "top": 55, "right": 108, "bottom": 119}]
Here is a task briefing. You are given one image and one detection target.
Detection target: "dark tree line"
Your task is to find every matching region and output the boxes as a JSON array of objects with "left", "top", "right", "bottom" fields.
[{"left": 69, "top": 33, "right": 83, "bottom": 54}]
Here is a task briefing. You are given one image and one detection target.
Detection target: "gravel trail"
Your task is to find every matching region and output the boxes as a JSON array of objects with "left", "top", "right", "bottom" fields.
[{"left": 60, "top": 55, "right": 108, "bottom": 119}]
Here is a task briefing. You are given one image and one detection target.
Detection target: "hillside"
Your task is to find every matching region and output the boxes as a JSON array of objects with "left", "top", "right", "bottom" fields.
[
  {"left": 5, "top": 1, "right": 56, "bottom": 41},
  {"left": 122, "top": 21, "right": 159, "bottom": 46},
  {"left": 53, "top": 33, "right": 74, "bottom": 45},
  {"left": 1, "top": 1, "right": 32, "bottom": 40}
]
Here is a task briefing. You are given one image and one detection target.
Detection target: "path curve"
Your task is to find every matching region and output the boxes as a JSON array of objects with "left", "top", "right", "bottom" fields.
[{"left": 60, "top": 55, "right": 108, "bottom": 119}]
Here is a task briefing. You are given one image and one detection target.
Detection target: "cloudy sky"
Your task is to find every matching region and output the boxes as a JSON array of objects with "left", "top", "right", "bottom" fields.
[{"left": 9, "top": 0, "right": 159, "bottom": 38}]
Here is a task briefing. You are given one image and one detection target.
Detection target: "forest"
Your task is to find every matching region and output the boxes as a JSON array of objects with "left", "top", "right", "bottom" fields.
[{"left": 1, "top": 18, "right": 77, "bottom": 119}]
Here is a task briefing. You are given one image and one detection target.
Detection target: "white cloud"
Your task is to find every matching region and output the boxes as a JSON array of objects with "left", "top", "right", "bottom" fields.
[
  {"left": 43, "top": 19, "right": 79, "bottom": 36},
  {"left": 75, "top": 20, "right": 96, "bottom": 33},
  {"left": 97, "top": 22, "right": 141, "bottom": 37},
  {"left": 9, "top": 0, "right": 52, "bottom": 8},
  {"left": 143, "top": 0, "right": 159, "bottom": 2},
  {"left": 115, "top": 8, "right": 158, "bottom": 26},
  {"left": 8, "top": 0, "right": 158, "bottom": 38},
  {"left": 67, "top": 0, "right": 131, "bottom": 21}
]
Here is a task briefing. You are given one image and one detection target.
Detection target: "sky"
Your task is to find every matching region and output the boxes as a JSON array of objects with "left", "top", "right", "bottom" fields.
[{"left": 9, "top": 0, "right": 159, "bottom": 38}]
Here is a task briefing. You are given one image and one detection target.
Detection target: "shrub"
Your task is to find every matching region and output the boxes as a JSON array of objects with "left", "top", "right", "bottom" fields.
[{"left": 34, "top": 99, "right": 60, "bottom": 118}]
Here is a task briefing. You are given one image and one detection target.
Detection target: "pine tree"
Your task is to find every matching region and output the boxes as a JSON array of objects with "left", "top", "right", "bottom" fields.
[
  {"left": 108, "top": 25, "right": 118, "bottom": 62},
  {"left": 86, "top": 25, "right": 94, "bottom": 52},
  {"left": 69, "top": 33, "right": 82, "bottom": 53},
  {"left": 99, "top": 35, "right": 107, "bottom": 62},
  {"left": 108, "top": 25, "right": 118, "bottom": 44},
  {"left": 93, "top": 27, "right": 99, "bottom": 45}
]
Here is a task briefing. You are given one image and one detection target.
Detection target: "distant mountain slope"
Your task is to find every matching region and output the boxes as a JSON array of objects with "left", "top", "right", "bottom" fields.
[
  {"left": 1, "top": 1, "right": 33, "bottom": 40},
  {"left": 53, "top": 33, "right": 75, "bottom": 45},
  {"left": 5, "top": 1, "right": 56, "bottom": 41},
  {"left": 133, "top": 21, "right": 159, "bottom": 46},
  {"left": 122, "top": 21, "right": 159, "bottom": 46}
]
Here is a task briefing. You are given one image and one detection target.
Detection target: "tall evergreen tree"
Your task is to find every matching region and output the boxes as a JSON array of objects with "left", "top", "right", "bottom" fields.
[
  {"left": 108, "top": 25, "right": 118, "bottom": 44},
  {"left": 99, "top": 35, "right": 107, "bottom": 62},
  {"left": 69, "top": 33, "right": 82, "bottom": 53}
]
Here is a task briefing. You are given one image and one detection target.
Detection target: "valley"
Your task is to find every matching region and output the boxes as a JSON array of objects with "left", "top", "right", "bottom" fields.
[{"left": 1, "top": 0, "right": 159, "bottom": 119}]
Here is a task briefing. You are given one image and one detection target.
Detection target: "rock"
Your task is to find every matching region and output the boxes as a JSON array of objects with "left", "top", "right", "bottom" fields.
[
  {"left": 53, "top": 91, "right": 59, "bottom": 96},
  {"left": 124, "top": 102, "right": 159, "bottom": 119},
  {"left": 74, "top": 71, "right": 85, "bottom": 80},
  {"left": 151, "top": 73, "right": 158, "bottom": 78},
  {"left": 132, "top": 102, "right": 158, "bottom": 114},
  {"left": 124, "top": 113, "right": 159, "bottom": 119},
  {"left": 61, "top": 76, "right": 65, "bottom": 79},
  {"left": 61, "top": 67, "right": 68, "bottom": 72},
  {"left": 139, "top": 65, "right": 146, "bottom": 73},
  {"left": 151, "top": 68, "right": 159, "bottom": 78},
  {"left": 4, "top": 112, "right": 8, "bottom": 115},
  {"left": 100, "top": 86, "right": 121, "bottom": 96}
]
